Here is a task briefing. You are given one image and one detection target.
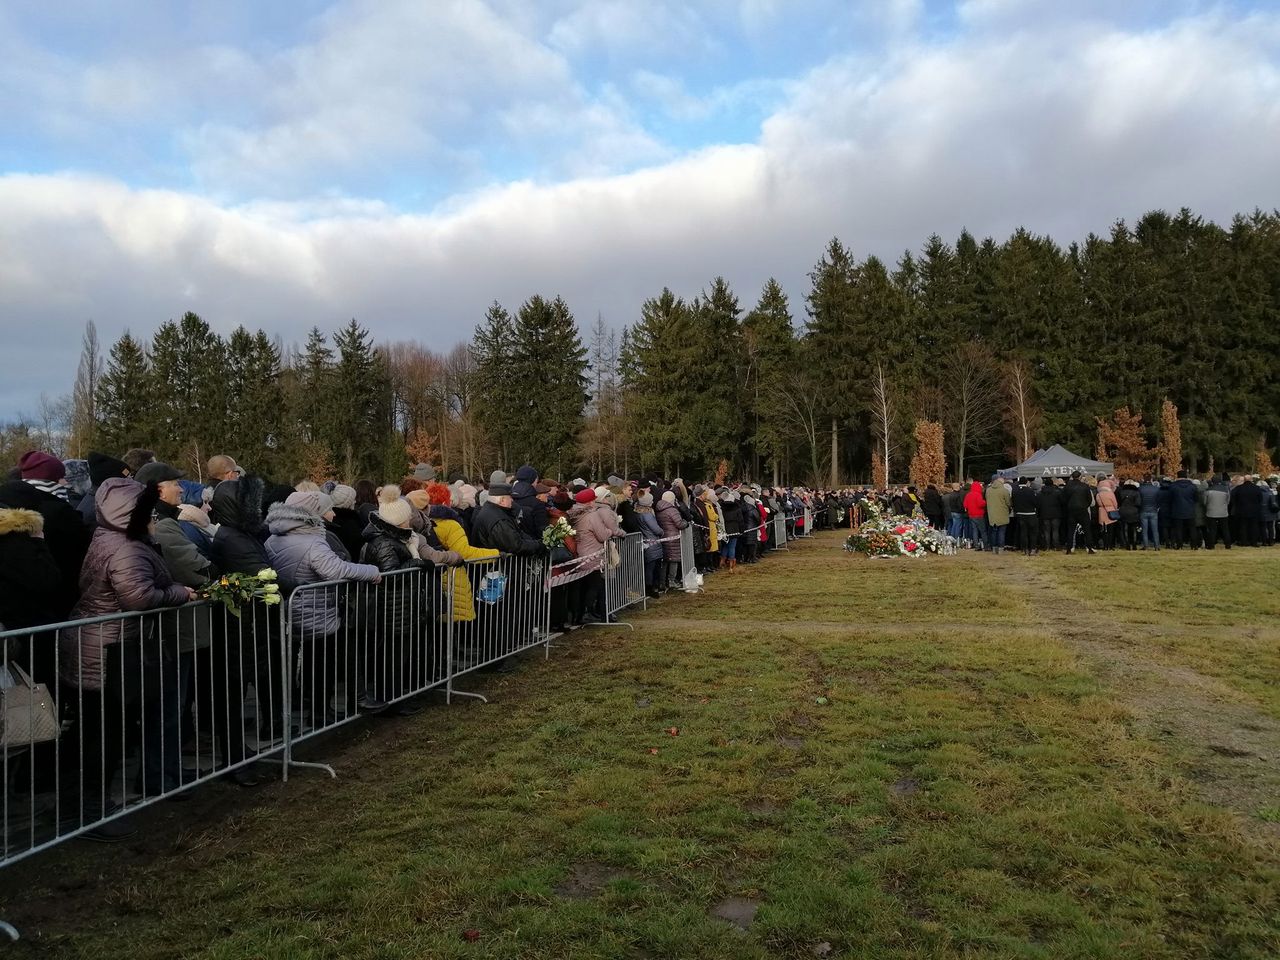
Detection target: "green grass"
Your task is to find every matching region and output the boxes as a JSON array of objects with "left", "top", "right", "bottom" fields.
[
  {"left": 2, "top": 534, "right": 1277, "bottom": 959},
  {"left": 675, "top": 547, "right": 1032, "bottom": 625},
  {"left": 1031, "top": 549, "right": 1280, "bottom": 719}
]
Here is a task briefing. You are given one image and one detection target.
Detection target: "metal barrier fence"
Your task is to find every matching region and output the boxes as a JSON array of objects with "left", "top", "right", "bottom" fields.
[
  {"left": 1, "top": 516, "right": 798, "bottom": 937},
  {"left": 679, "top": 525, "right": 700, "bottom": 592},
  {"left": 446, "top": 552, "right": 550, "bottom": 701},
  {"left": 801, "top": 506, "right": 814, "bottom": 538},
  {"left": 601, "top": 531, "right": 647, "bottom": 622},
  {"left": 1, "top": 600, "right": 284, "bottom": 869},
  {"left": 773, "top": 514, "right": 788, "bottom": 549}
]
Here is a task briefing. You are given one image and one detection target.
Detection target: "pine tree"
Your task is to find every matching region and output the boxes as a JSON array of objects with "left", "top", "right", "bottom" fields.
[
  {"left": 742, "top": 278, "right": 797, "bottom": 482},
  {"left": 471, "top": 302, "right": 519, "bottom": 468},
  {"left": 225, "top": 327, "right": 284, "bottom": 478},
  {"left": 147, "top": 312, "right": 227, "bottom": 462},
  {"left": 687, "top": 277, "right": 745, "bottom": 472},
  {"left": 297, "top": 326, "right": 335, "bottom": 448},
  {"left": 509, "top": 295, "right": 588, "bottom": 476},
  {"left": 95, "top": 332, "right": 152, "bottom": 453},
  {"left": 804, "top": 238, "right": 861, "bottom": 486},
  {"left": 624, "top": 289, "right": 697, "bottom": 474},
  {"left": 331, "top": 319, "right": 393, "bottom": 481}
]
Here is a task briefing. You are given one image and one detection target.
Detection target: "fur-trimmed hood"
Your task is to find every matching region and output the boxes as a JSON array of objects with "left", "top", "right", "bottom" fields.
[
  {"left": 266, "top": 501, "right": 325, "bottom": 537},
  {"left": 0, "top": 507, "right": 43, "bottom": 537}
]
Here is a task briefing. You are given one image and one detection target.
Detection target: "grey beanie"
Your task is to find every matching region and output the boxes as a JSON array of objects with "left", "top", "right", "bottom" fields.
[
  {"left": 413, "top": 463, "right": 437, "bottom": 481},
  {"left": 488, "top": 469, "right": 512, "bottom": 496}
]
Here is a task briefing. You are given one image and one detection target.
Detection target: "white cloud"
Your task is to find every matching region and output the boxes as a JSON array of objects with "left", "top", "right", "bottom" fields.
[{"left": 1, "top": 6, "right": 1278, "bottom": 416}]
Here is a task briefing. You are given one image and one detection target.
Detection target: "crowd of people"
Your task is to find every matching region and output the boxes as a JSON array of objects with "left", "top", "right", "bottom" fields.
[
  {"left": 818, "top": 471, "right": 1280, "bottom": 555},
  {"left": 0, "top": 446, "right": 817, "bottom": 842}
]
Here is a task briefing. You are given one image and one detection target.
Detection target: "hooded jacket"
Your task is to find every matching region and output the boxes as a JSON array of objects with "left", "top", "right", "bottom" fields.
[
  {"left": 635, "top": 505, "right": 664, "bottom": 561},
  {"left": 266, "top": 503, "right": 380, "bottom": 637},
  {"left": 1063, "top": 478, "right": 1095, "bottom": 515},
  {"left": 60, "top": 478, "right": 190, "bottom": 690},
  {"left": 963, "top": 482, "right": 986, "bottom": 519},
  {"left": 209, "top": 477, "right": 271, "bottom": 576},
  {"left": 511, "top": 468, "right": 549, "bottom": 539},
  {"left": 567, "top": 500, "right": 622, "bottom": 574},
  {"left": 1203, "top": 481, "right": 1230, "bottom": 519},
  {"left": 654, "top": 498, "right": 688, "bottom": 561},
  {"left": 0, "top": 507, "right": 63, "bottom": 630},
  {"left": 1116, "top": 482, "right": 1142, "bottom": 523}
]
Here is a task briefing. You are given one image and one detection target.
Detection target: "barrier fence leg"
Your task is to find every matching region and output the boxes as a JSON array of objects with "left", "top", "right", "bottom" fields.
[
  {"left": 444, "top": 568, "right": 489, "bottom": 705},
  {"left": 280, "top": 597, "right": 336, "bottom": 781}
]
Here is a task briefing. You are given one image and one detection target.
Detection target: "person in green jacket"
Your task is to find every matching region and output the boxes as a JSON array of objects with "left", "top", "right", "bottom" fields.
[{"left": 985, "top": 477, "right": 1012, "bottom": 554}]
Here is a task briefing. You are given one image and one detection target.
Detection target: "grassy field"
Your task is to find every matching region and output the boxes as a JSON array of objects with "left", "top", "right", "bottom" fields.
[{"left": 2, "top": 533, "right": 1278, "bottom": 959}]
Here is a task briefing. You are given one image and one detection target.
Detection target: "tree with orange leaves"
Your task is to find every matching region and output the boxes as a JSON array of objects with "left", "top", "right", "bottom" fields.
[{"left": 1095, "top": 407, "right": 1156, "bottom": 480}]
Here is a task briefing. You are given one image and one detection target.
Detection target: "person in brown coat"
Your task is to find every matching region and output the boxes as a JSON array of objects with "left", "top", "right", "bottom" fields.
[
  {"left": 567, "top": 488, "right": 622, "bottom": 624},
  {"left": 60, "top": 477, "right": 194, "bottom": 837}
]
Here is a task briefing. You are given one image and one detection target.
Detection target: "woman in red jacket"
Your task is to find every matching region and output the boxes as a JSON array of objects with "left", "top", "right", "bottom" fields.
[{"left": 963, "top": 481, "right": 988, "bottom": 551}]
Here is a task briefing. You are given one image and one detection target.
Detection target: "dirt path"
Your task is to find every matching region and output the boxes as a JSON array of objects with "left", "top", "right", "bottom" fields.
[{"left": 984, "top": 555, "right": 1280, "bottom": 844}]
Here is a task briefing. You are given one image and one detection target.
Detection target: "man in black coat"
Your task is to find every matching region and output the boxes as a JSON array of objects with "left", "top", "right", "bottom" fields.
[
  {"left": 471, "top": 475, "right": 545, "bottom": 557},
  {"left": 1036, "top": 479, "right": 1064, "bottom": 550},
  {"left": 1062, "top": 473, "right": 1096, "bottom": 554},
  {"left": 511, "top": 464, "right": 550, "bottom": 539},
  {"left": 922, "top": 484, "right": 945, "bottom": 530},
  {"left": 1233, "top": 476, "right": 1265, "bottom": 548},
  {"left": 1169, "top": 471, "right": 1199, "bottom": 549},
  {"left": 1011, "top": 478, "right": 1039, "bottom": 555}
]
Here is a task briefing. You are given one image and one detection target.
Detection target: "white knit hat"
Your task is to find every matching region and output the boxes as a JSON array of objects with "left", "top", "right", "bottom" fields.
[{"left": 378, "top": 497, "right": 413, "bottom": 529}]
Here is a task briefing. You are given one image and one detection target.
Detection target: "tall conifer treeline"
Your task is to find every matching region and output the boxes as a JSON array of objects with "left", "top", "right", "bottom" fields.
[{"left": 31, "top": 207, "right": 1279, "bottom": 484}]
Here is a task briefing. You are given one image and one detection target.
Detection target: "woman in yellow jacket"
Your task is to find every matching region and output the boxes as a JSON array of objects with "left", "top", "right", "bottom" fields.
[
  {"left": 696, "top": 485, "right": 720, "bottom": 574},
  {"left": 424, "top": 483, "right": 499, "bottom": 622}
]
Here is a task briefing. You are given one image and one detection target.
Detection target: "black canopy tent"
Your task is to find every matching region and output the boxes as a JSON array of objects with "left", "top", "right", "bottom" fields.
[{"left": 998, "top": 445, "right": 1113, "bottom": 479}]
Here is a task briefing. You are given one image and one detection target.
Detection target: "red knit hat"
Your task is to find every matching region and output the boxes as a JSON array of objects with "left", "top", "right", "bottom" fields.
[
  {"left": 574, "top": 487, "right": 596, "bottom": 504},
  {"left": 19, "top": 451, "right": 65, "bottom": 482}
]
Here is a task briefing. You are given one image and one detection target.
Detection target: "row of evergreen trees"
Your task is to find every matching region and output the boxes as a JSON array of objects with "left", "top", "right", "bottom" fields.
[{"left": 34, "top": 206, "right": 1280, "bottom": 485}]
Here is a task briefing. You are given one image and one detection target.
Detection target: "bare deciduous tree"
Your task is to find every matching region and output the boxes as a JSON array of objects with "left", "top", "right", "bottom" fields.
[
  {"left": 1003, "top": 357, "right": 1042, "bottom": 464},
  {"left": 941, "top": 343, "right": 1002, "bottom": 481}
]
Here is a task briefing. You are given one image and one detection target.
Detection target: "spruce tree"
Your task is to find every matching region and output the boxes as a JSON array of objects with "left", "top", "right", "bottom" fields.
[
  {"left": 687, "top": 277, "right": 745, "bottom": 472},
  {"left": 624, "top": 289, "right": 697, "bottom": 474},
  {"left": 507, "top": 295, "right": 588, "bottom": 477},
  {"left": 471, "top": 302, "right": 519, "bottom": 468},
  {"left": 742, "top": 278, "right": 797, "bottom": 481},
  {"left": 804, "top": 238, "right": 860, "bottom": 485},
  {"left": 147, "top": 312, "right": 227, "bottom": 463},
  {"left": 95, "top": 332, "right": 152, "bottom": 453},
  {"left": 331, "top": 319, "right": 392, "bottom": 481},
  {"left": 225, "top": 327, "right": 284, "bottom": 477}
]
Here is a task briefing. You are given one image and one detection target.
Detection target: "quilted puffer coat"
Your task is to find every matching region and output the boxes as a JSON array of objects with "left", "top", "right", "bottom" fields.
[
  {"left": 265, "top": 503, "right": 380, "bottom": 638},
  {"left": 59, "top": 478, "right": 190, "bottom": 690}
]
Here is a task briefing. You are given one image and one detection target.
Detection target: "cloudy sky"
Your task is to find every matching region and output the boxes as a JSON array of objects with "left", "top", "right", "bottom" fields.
[{"left": 2, "top": 0, "right": 1278, "bottom": 417}]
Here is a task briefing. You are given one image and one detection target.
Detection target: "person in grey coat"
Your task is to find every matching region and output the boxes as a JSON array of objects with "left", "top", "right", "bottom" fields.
[
  {"left": 266, "top": 491, "right": 382, "bottom": 723},
  {"left": 1203, "top": 474, "right": 1232, "bottom": 549}
]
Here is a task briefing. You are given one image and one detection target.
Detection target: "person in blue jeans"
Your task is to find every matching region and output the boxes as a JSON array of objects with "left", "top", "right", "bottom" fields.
[{"left": 1138, "top": 475, "right": 1161, "bottom": 550}]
